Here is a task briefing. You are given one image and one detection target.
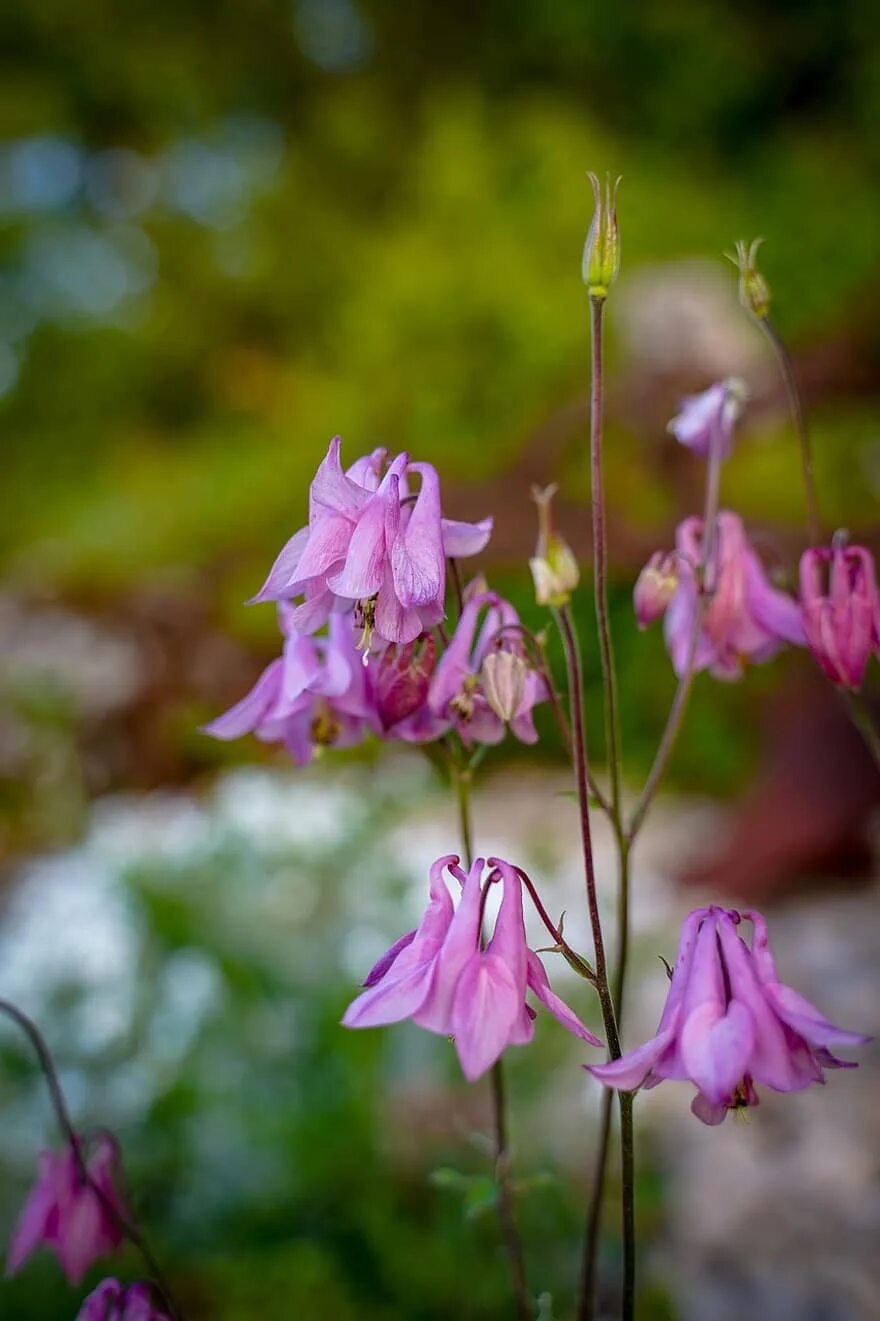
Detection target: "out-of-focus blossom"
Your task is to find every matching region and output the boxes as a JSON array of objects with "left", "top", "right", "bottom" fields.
[
  {"left": 799, "top": 543, "right": 879, "bottom": 689},
  {"left": 481, "top": 650, "right": 528, "bottom": 723},
  {"left": 633, "top": 551, "right": 679, "bottom": 629},
  {"left": 373, "top": 633, "right": 449, "bottom": 743},
  {"left": 203, "top": 608, "right": 378, "bottom": 763},
  {"left": 728, "top": 237, "right": 771, "bottom": 320},
  {"left": 668, "top": 379, "right": 747, "bottom": 459},
  {"left": 343, "top": 855, "right": 601, "bottom": 1080},
  {"left": 589, "top": 906, "right": 869, "bottom": 1124},
  {"left": 582, "top": 171, "right": 621, "bottom": 298},
  {"left": 7, "top": 1135, "right": 125, "bottom": 1284},
  {"left": 529, "top": 484, "right": 579, "bottom": 608},
  {"left": 662, "top": 511, "right": 804, "bottom": 680},
  {"left": 252, "top": 438, "right": 492, "bottom": 646},
  {"left": 77, "top": 1279, "right": 170, "bottom": 1321},
  {"left": 428, "top": 590, "right": 548, "bottom": 744}
]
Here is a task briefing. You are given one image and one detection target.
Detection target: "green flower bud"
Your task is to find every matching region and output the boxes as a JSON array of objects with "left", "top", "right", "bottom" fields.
[
  {"left": 529, "top": 484, "right": 579, "bottom": 608},
  {"left": 582, "top": 172, "right": 621, "bottom": 300},
  {"left": 727, "top": 237, "right": 771, "bottom": 320}
]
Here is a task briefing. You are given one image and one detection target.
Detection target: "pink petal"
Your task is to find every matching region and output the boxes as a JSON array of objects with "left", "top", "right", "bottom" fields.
[
  {"left": 526, "top": 951, "right": 602, "bottom": 1047},
  {"left": 441, "top": 516, "right": 493, "bottom": 558},
  {"left": 680, "top": 998, "right": 754, "bottom": 1104},
  {"left": 391, "top": 462, "right": 445, "bottom": 609},
  {"left": 6, "top": 1153, "right": 59, "bottom": 1276},
  {"left": 764, "top": 982, "right": 871, "bottom": 1051},
  {"left": 485, "top": 861, "right": 528, "bottom": 999},
  {"left": 452, "top": 953, "right": 521, "bottom": 1081},
  {"left": 413, "top": 858, "right": 484, "bottom": 1035},
  {"left": 690, "top": 1091, "right": 729, "bottom": 1125},
  {"left": 588, "top": 1027, "right": 677, "bottom": 1091},
  {"left": 363, "top": 931, "right": 417, "bottom": 987},
  {"left": 250, "top": 526, "right": 310, "bottom": 603},
  {"left": 327, "top": 488, "right": 391, "bottom": 601},
  {"left": 341, "top": 958, "right": 437, "bottom": 1028},
  {"left": 291, "top": 514, "right": 353, "bottom": 586},
  {"left": 202, "top": 659, "right": 284, "bottom": 740},
  {"left": 309, "top": 437, "right": 370, "bottom": 519}
]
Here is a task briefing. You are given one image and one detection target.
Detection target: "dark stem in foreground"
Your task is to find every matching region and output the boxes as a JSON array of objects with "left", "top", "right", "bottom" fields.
[
  {"left": 453, "top": 768, "right": 531, "bottom": 1321},
  {"left": 0, "top": 998, "right": 183, "bottom": 1321}
]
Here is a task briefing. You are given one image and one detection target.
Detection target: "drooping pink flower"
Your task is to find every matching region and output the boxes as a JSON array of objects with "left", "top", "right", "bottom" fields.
[
  {"left": 633, "top": 551, "right": 679, "bottom": 629},
  {"left": 428, "top": 591, "right": 548, "bottom": 745},
  {"left": 7, "top": 1135, "right": 126, "bottom": 1284},
  {"left": 77, "top": 1279, "right": 170, "bottom": 1321},
  {"left": 662, "top": 511, "right": 804, "bottom": 679},
  {"left": 668, "top": 379, "right": 747, "bottom": 459},
  {"left": 342, "top": 855, "right": 602, "bottom": 1081},
  {"left": 799, "top": 543, "right": 879, "bottom": 689},
  {"left": 203, "top": 608, "right": 379, "bottom": 764},
  {"left": 252, "top": 438, "right": 492, "bottom": 646},
  {"left": 589, "top": 906, "right": 870, "bottom": 1125}
]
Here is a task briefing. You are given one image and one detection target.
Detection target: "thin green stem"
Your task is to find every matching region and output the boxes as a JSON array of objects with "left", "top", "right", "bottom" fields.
[
  {"left": 579, "top": 1085, "right": 613, "bottom": 1316},
  {"left": 842, "top": 690, "right": 880, "bottom": 772},
  {"left": 611, "top": 840, "right": 631, "bottom": 1023},
  {"left": 760, "top": 316, "right": 821, "bottom": 545},
  {"left": 453, "top": 766, "right": 531, "bottom": 1321},
  {"left": 0, "top": 999, "right": 183, "bottom": 1321}
]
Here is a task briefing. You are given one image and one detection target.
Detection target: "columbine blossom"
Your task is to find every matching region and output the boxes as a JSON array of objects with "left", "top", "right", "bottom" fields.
[
  {"left": 7, "top": 1135, "right": 126, "bottom": 1284},
  {"left": 589, "top": 906, "right": 869, "bottom": 1125},
  {"left": 661, "top": 511, "right": 804, "bottom": 679},
  {"left": 799, "top": 543, "right": 879, "bottom": 689},
  {"left": 252, "top": 438, "right": 492, "bottom": 646},
  {"left": 668, "top": 379, "right": 747, "bottom": 459},
  {"left": 77, "top": 1279, "right": 171, "bottom": 1321},
  {"left": 343, "top": 855, "right": 601, "bottom": 1081},
  {"left": 204, "top": 608, "right": 378, "bottom": 764},
  {"left": 428, "top": 591, "right": 548, "bottom": 744},
  {"left": 633, "top": 551, "right": 678, "bottom": 629}
]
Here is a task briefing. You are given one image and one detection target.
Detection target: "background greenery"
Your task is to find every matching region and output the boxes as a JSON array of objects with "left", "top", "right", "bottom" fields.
[{"left": 0, "top": 1, "right": 877, "bottom": 1317}]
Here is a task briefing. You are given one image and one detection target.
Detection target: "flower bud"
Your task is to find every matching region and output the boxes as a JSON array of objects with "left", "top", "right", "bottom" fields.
[
  {"left": 799, "top": 542, "right": 878, "bottom": 689},
  {"left": 529, "top": 484, "right": 579, "bottom": 608},
  {"left": 728, "top": 238, "right": 771, "bottom": 320},
  {"left": 481, "top": 650, "right": 527, "bottom": 723},
  {"left": 582, "top": 172, "right": 621, "bottom": 299},
  {"left": 633, "top": 552, "right": 679, "bottom": 629},
  {"left": 374, "top": 634, "right": 437, "bottom": 730}
]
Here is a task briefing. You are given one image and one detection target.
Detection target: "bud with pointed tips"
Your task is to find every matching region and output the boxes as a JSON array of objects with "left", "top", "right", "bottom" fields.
[
  {"left": 481, "top": 650, "right": 528, "bottom": 724},
  {"left": 727, "top": 238, "right": 771, "bottom": 321},
  {"left": 529, "top": 485, "right": 580, "bottom": 608},
  {"left": 582, "top": 172, "right": 621, "bottom": 299},
  {"left": 633, "top": 551, "right": 679, "bottom": 629}
]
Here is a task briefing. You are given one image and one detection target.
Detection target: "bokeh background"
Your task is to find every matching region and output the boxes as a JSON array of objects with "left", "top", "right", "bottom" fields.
[{"left": 1, "top": 2, "right": 878, "bottom": 1318}]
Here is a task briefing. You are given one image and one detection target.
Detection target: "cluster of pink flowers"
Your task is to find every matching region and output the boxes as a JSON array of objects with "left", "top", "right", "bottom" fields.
[
  {"left": 636, "top": 383, "right": 880, "bottom": 690},
  {"left": 205, "top": 437, "right": 552, "bottom": 761}
]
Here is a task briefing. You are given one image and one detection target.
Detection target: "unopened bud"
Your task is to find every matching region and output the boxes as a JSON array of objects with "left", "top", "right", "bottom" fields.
[
  {"left": 481, "top": 650, "right": 527, "bottom": 723},
  {"left": 374, "top": 634, "right": 437, "bottom": 730},
  {"left": 582, "top": 172, "right": 621, "bottom": 300},
  {"left": 727, "top": 237, "right": 771, "bottom": 320},
  {"left": 633, "top": 551, "right": 679, "bottom": 628},
  {"left": 529, "top": 484, "right": 580, "bottom": 607}
]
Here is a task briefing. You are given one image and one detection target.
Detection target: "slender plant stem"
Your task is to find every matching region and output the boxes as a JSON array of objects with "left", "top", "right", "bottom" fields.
[
  {"left": 513, "top": 865, "right": 594, "bottom": 982},
  {"left": 842, "top": 690, "right": 880, "bottom": 772},
  {"left": 580, "top": 1084, "right": 613, "bottom": 1317},
  {"left": 760, "top": 316, "right": 821, "bottom": 545},
  {"left": 0, "top": 999, "right": 183, "bottom": 1321},
  {"left": 453, "top": 767, "right": 531, "bottom": 1321},
  {"left": 588, "top": 296, "right": 624, "bottom": 828},
  {"left": 611, "top": 840, "right": 631, "bottom": 1022},
  {"left": 618, "top": 1091, "right": 636, "bottom": 1318}
]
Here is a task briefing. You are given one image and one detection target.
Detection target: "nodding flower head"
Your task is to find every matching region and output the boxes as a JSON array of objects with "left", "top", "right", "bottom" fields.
[
  {"left": 589, "top": 906, "right": 870, "bottom": 1124},
  {"left": 343, "top": 855, "right": 601, "bottom": 1081},
  {"left": 77, "top": 1279, "right": 171, "bottom": 1321},
  {"left": 668, "top": 379, "right": 748, "bottom": 460},
  {"left": 529, "top": 484, "right": 579, "bottom": 608},
  {"left": 374, "top": 633, "right": 438, "bottom": 732},
  {"left": 799, "top": 541, "right": 879, "bottom": 690},
  {"left": 7, "top": 1134, "right": 126, "bottom": 1285},
  {"left": 727, "top": 237, "right": 771, "bottom": 320},
  {"left": 428, "top": 588, "right": 549, "bottom": 745},
  {"left": 663, "top": 511, "right": 804, "bottom": 680},
  {"left": 582, "top": 172, "right": 621, "bottom": 299},
  {"left": 250, "top": 438, "right": 492, "bottom": 647},
  {"left": 633, "top": 551, "right": 679, "bottom": 629}
]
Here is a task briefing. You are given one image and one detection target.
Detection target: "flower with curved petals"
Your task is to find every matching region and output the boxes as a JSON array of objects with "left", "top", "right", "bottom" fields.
[
  {"left": 668, "top": 379, "right": 747, "bottom": 459},
  {"left": 589, "top": 906, "right": 870, "bottom": 1124},
  {"left": 343, "top": 855, "right": 601, "bottom": 1080},
  {"left": 77, "top": 1279, "right": 170, "bottom": 1321},
  {"left": 799, "top": 542, "right": 879, "bottom": 689}
]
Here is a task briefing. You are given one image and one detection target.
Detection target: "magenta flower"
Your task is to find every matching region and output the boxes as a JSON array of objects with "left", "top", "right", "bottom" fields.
[
  {"left": 589, "top": 906, "right": 870, "bottom": 1124},
  {"left": 633, "top": 551, "right": 678, "bottom": 629},
  {"left": 372, "top": 633, "right": 445, "bottom": 743},
  {"left": 7, "top": 1135, "right": 126, "bottom": 1284},
  {"left": 662, "top": 511, "right": 804, "bottom": 679},
  {"left": 668, "top": 379, "right": 747, "bottom": 459},
  {"left": 342, "top": 855, "right": 602, "bottom": 1081},
  {"left": 203, "top": 608, "right": 379, "bottom": 764},
  {"left": 77, "top": 1279, "right": 170, "bottom": 1321},
  {"left": 428, "top": 590, "right": 548, "bottom": 745},
  {"left": 799, "top": 543, "right": 879, "bottom": 689},
  {"left": 252, "top": 438, "right": 492, "bottom": 646}
]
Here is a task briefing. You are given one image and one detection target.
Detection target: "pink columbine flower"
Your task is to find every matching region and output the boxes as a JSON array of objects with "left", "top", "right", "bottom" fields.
[
  {"left": 7, "top": 1135, "right": 126, "bottom": 1284},
  {"left": 342, "top": 855, "right": 602, "bottom": 1081},
  {"left": 668, "top": 379, "right": 747, "bottom": 459},
  {"left": 77, "top": 1279, "right": 170, "bottom": 1321},
  {"left": 428, "top": 590, "right": 548, "bottom": 745},
  {"left": 633, "top": 551, "right": 679, "bottom": 629},
  {"left": 589, "top": 906, "right": 870, "bottom": 1125},
  {"left": 252, "top": 438, "right": 492, "bottom": 646},
  {"left": 662, "top": 511, "right": 804, "bottom": 679},
  {"left": 799, "top": 543, "right": 879, "bottom": 689},
  {"left": 204, "top": 607, "right": 379, "bottom": 764}
]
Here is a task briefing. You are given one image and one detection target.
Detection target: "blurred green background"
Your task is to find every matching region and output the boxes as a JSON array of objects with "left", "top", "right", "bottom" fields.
[{"left": 0, "top": 2, "right": 878, "bottom": 1318}]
